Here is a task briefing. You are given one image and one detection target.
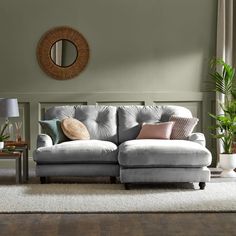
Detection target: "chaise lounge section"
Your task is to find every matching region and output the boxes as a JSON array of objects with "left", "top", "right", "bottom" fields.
[
  {"left": 117, "top": 106, "right": 212, "bottom": 190},
  {"left": 119, "top": 139, "right": 211, "bottom": 190}
]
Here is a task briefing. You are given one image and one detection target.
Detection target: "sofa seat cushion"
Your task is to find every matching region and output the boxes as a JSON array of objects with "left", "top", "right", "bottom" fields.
[
  {"left": 118, "top": 140, "right": 212, "bottom": 167},
  {"left": 33, "top": 140, "right": 118, "bottom": 164}
]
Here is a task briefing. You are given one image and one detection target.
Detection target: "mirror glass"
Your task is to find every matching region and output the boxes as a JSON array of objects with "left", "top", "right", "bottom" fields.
[{"left": 50, "top": 39, "right": 78, "bottom": 67}]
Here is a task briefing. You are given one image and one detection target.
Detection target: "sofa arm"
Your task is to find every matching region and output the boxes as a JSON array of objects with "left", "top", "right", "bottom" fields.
[
  {"left": 188, "top": 133, "right": 206, "bottom": 146},
  {"left": 37, "top": 134, "right": 53, "bottom": 148}
]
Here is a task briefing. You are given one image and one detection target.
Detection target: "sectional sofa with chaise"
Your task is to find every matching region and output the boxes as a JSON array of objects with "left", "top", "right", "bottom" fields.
[{"left": 33, "top": 105, "right": 212, "bottom": 190}]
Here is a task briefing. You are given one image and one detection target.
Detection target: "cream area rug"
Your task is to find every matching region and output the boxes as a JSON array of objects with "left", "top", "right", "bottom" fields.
[{"left": 0, "top": 182, "right": 236, "bottom": 213}]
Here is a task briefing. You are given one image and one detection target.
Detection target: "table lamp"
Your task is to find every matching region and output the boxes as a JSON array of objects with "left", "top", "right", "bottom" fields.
[{"left": 0, "top": 98, "right": 19, "bottom": 140}]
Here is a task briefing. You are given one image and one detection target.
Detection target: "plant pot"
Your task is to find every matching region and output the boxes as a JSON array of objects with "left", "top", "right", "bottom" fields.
[
  {"left": 0, "top": 142, "right": 4, "bottom": 151},
  {"left": 220, "top": 154, "right": 236, "bottom": 177}
]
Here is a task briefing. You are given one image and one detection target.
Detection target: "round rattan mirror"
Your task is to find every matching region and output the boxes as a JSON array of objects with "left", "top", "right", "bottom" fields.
[{"left": 37, "top": 26, "right": 89, "bottom": 80}]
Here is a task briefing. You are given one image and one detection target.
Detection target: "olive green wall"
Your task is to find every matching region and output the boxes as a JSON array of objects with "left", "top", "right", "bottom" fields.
[
  {"left": 0, "top": 0, "right": 217, "bottom": 163},
  {"left": 0, "top": 0, "right": 216, "bottom": 93}
]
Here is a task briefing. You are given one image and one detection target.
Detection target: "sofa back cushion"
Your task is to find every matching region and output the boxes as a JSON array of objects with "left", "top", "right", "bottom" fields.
[
  {"left": 45, "top": 106, "right": 76, "bottom": 120},
  {"left": 117, "top": 105, "right": 192, "bottom": 143},
  {"left": 45, "top": 105, "right": 118, "bottom": 144}
]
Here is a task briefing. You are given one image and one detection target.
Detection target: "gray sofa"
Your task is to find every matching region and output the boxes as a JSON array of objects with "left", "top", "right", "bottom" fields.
[{"left": 33, "top": 105, "right": 212, "bottom": 189}]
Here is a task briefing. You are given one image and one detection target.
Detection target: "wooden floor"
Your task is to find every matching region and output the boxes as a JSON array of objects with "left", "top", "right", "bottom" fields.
[{"left": 0, "top": 213, "right": 235, "bottom": 236}]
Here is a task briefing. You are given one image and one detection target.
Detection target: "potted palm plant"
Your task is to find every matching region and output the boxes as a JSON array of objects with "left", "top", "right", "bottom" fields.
[{"left": 209, "top": 59, "right": 236, "bottom": 177}]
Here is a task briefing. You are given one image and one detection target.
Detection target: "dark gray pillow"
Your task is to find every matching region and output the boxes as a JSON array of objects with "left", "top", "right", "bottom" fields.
[{"left": 39, "top": 119, "right": 68, "bottom": 144}]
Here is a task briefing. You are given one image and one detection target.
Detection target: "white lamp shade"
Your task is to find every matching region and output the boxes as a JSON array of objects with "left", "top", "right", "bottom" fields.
[{"left": 0, "top": 98, "right": 19, "bottom": 118}]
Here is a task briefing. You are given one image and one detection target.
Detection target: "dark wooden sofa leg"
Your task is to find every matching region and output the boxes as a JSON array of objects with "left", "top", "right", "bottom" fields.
[
  {"left": 124, "top": 183, "right": 130, "bottom": 190},
  {"left": 199, "top": 182, "right": 206, "bottom": 190},
  {"left": 40, "top": 177, "right": 47, "bottom": 184},
  {"left": 110, "top": 176, "right": 116, "bottom": 184}
]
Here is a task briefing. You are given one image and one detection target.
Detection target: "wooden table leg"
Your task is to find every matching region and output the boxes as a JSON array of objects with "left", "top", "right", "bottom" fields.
[
  {"left": 22, "top": 148, "right": 28, "bottom": 182},
  {"left": 15, "top": 157, "right": 21, "bottom": 184}
]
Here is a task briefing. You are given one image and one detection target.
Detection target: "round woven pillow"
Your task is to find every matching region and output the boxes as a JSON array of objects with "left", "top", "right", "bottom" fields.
[{"left": 61, "top": 118, "right": 90, "bottom": 140}]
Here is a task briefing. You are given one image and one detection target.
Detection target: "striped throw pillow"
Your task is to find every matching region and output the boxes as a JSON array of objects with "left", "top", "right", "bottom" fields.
[{"left": 170, "top": 116, "right": 199, "bottom": 139}]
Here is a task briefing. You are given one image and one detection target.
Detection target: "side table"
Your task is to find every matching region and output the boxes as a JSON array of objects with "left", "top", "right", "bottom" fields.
[
  {"left": 5, "top": 141, "right": 29, "bottom": 183},
  {"left": 0, "top": 152, "right": 22, "bottom": 184}
]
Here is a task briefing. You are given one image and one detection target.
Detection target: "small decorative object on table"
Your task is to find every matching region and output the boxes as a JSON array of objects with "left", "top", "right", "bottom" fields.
[
  {"left": 0, "top": 141, "right": 4, "bottom": 151},
  {"left": 4, "top": 145, "right": 16, "bottom": 152},
  {"left": 15, "top": 121, "right": 22, "bottom": 142}
]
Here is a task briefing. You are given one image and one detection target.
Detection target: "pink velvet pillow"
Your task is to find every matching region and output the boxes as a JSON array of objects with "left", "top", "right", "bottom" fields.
[{"left": 136, "top": 122, "right": 175, "bottom": 139}]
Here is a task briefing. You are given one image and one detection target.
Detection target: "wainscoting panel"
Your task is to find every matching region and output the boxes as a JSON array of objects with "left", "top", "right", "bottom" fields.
[
  {"left": 19, "top": 102, "right": 30, "bottom": 145},
  {"left": 0, "top": 92, "right": 216, "bottom": 165},
  {"left": 209, "top": 98, "right": 217, "bottom": 165},
  {"left": 97, "top": 101, "right": 145, "bottom": 106}
]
